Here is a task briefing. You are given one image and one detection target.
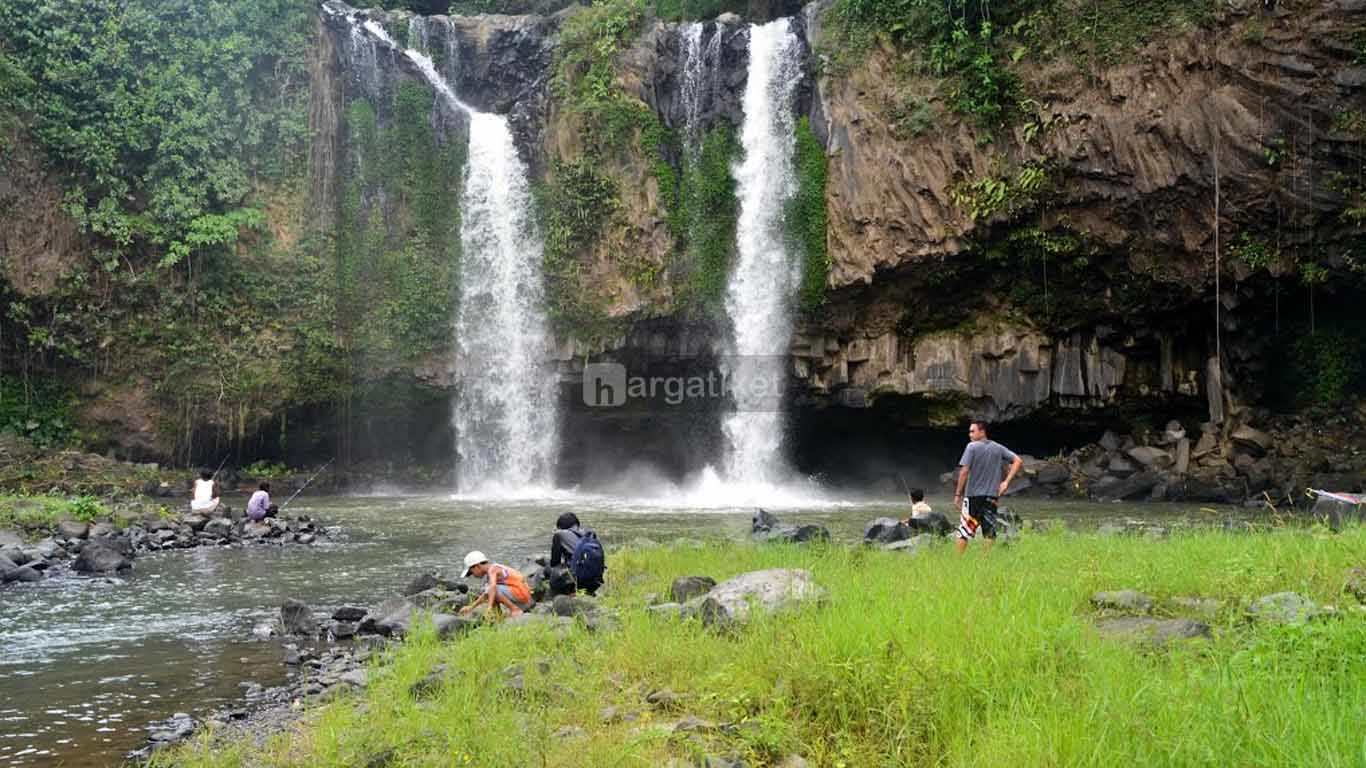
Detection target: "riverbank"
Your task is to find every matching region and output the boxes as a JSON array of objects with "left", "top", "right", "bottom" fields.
[{"left": 155, "top": 525, "right": 1365, "bottom": 767}]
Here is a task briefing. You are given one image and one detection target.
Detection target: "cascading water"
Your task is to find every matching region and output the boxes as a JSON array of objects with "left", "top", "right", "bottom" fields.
[
  {"left": 678, "top": 21, "right": 724, "bottom": 152},
  {"left": 346, "top": 12, "right": 557, "bottom": 494},
  {"left": 453, "top": 113, "right": 559, "bottom": 494},
  {"left": 719, "top": 19, "right": 804, "bottom": 488}
]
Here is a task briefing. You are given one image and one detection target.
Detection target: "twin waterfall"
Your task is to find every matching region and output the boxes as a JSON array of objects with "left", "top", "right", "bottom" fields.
[
  {"left": 344, "top": 9, "right": 809, "bottom": 498},
  {"left": 350, "top": 13, "right": 557, "bottom": 495}
]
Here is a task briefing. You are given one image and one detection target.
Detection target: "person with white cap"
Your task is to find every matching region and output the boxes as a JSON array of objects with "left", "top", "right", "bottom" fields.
[{"left": 458, "top": 550, "right": 532, "bottom": 618}]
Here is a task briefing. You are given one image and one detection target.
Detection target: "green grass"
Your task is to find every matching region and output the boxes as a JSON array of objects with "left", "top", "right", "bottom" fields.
[
  {"left": 0, "top": 493, "right": 111, "bottom": 534},
  {"left": 0, "top": 494, "right": 71, "bottom": 533},
  {"left": 161, "top": 528, "right": 1365, "bottom": 767}
]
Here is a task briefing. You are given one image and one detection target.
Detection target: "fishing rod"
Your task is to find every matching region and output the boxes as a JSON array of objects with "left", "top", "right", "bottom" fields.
[
  {"left": 896, "top": 472, "right": 919, "bottom": 524},
  {"left": 896, "top": 472, "right": 916, "bottom": 506},
  {"left": 208, "top": 454, "right": 230, "bottom": 482},
  {"left": 280, "top": 458, "right": 335, "bottom": 511}
]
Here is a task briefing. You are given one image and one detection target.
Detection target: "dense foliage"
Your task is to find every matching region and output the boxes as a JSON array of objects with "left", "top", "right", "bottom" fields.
[
  {"left": 0, "top": 376, "right": 75, "bottom": 449},
  {"left": 680, "top": 126, "right": 741, "bottom": 312},
  {"left": 0, "top": 0, "right": 320, "bottom": 461},
  {"left": 790, "top": 118, "right": 830, "bottom": 312},
  {"left": 0, "top": 0, "right": 309, "bottom": 266}
]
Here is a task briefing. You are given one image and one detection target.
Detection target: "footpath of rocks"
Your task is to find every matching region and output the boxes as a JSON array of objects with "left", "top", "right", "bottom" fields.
[{"left": 0, "top": 504, "right": 326, "bottom": 586}]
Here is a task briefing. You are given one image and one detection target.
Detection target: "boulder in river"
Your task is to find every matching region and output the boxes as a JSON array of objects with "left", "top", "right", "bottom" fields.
[
  {"left": 0, "top": 555, "right": 21, "bottom": 583},
  {"left": 751, "top": 510, "right": 830, "bottom": 544},
  {"left": 201, "top": 518, "right": 234, "bottom": 539},
  {"left": 361, "top": 597, "right": 420, "bottom": 637},
  {"left": 280, "top": 599, "right": 317, "bottom": 636},
  {"left": 72, "top": 539, "right": 132, "bottom": 573},
  {"left": 57, "top": 520, "right": 90, "bottom": 539},
  {"left": 1093, "top": 470, "right": 1161, "bottom": 501},
  {"left": 863, "top": 517, "right": 910, "bottom": 544},
  {"left": 403, "top": 572, "right": 440, "bottom": 596},
  {"left": 332, "top": 605, "right": 368, "bottom": 622}
]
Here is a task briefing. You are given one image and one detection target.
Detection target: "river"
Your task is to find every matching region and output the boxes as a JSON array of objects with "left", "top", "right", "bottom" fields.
[{"left": 0, "top": 492, "right": 1252, "bottom": 767}]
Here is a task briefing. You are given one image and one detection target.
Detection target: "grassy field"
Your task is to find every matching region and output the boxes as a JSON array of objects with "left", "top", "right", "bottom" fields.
[{"left": 161, "top": 527, "right": 1365, "bottom": 768}]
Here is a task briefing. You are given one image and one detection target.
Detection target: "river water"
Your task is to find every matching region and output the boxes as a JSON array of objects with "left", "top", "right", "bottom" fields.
[{"left": 0, "top": 492, "right": 1250, "bottom": 767}]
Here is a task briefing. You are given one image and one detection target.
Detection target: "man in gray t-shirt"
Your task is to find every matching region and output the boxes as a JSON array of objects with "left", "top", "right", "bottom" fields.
[{"left": 953, "top": 421, "right": 1023, "bottom": 553}]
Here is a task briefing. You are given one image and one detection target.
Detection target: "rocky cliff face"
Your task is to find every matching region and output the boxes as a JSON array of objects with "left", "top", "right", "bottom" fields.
[
  {"left": 796, "top": 0, "right": 1365, "bottom": 425},
  {"left": 6, "top": 0, "right": 1362, "bottom": 477},
  {"left": 0, "top": 130, "right": 83, "bottom": 299}
]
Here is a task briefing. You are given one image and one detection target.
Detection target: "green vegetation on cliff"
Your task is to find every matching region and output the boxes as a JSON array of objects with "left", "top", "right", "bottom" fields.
[
  {"left": 0, "top": 0, "right": 309, "bottom": 264},
  {"left": 680, "top": 125, "right": 741, "bottom": 313},
  {"left": 0, "top": 376, "right": 76, "bottom": 449},
  {"left": 552, "top": 0, "right": 650, "bottom": 157},
  {"left": 790, "top": 117, "right": 830, "bottom": 312},
  {"left": 538, "top": 159, "right": 623, "bottom": 339},
  {"left": 337, "top": 84, "right": 466, "bottom": 366},
  {"left": 0, "top": 2, "right": 474, "bottom": 463},
  {"left": 826, "top": 0, "right": 1214, "bottom": 130},
  {"left": 543, "top": 0, "right": 747, "bottom": 331},
  {"left": 160, "top": 528, "right": 1364, "bottom": 767},
  {"left": 0, "top": 0, "right": 323, "bottom": 461}
]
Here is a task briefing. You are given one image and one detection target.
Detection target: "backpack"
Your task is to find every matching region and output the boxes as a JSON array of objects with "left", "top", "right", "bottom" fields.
[{"left": 570, "top": 530, "right": 606, "bottom": 591}]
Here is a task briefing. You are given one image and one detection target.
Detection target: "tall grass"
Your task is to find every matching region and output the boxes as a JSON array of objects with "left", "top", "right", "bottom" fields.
[{"left": 161, "top": 528, "right": 1366, "bottom": 767}]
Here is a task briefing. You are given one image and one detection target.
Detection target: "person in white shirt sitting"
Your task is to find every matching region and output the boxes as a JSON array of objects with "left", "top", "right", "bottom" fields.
[{"left": 190, "top": 469, "right": 220, "bottom": 513}]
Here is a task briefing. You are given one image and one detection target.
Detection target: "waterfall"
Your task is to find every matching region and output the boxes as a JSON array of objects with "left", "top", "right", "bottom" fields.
[
  {"left": 678, "top": 21, "right": 724, "bottom": 151},
  {"left": 453, "top": 112, "right": 559, "bottom": 493},
  {"left": 720, "top": 19, "right": 803, "bottom": 487},
  {"left": 346, "top": 21, "right": 387, "bottom": 99},
  {"left": 345, "top": 11, "right": 558, "bottom": 494}
]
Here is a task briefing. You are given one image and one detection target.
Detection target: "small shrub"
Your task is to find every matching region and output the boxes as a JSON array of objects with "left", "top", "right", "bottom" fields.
[
  {"left": 67, "top": 495, "right": 107, "bottom": 523},
  {"left": 1289, "top": 329, "right": 1363, "bottom": 406},
  {"left": 243, "top": 460, "right": 289, "bottom": 478}
]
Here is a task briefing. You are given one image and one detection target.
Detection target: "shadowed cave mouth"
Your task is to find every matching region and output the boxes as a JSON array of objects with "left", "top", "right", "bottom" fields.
[{"left": 788, "top": 397, "right": 1189, "bottom": 494}]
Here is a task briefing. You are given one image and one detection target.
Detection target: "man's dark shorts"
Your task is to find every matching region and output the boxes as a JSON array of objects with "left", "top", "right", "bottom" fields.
[{"left": 958, "top": 496, "right": 1000, "bottom": 539}]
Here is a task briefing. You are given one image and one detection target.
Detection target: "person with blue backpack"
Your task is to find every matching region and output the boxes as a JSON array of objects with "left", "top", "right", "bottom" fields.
[{"left": 548, "top": 512, "right": 605, "bottom": 595}]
